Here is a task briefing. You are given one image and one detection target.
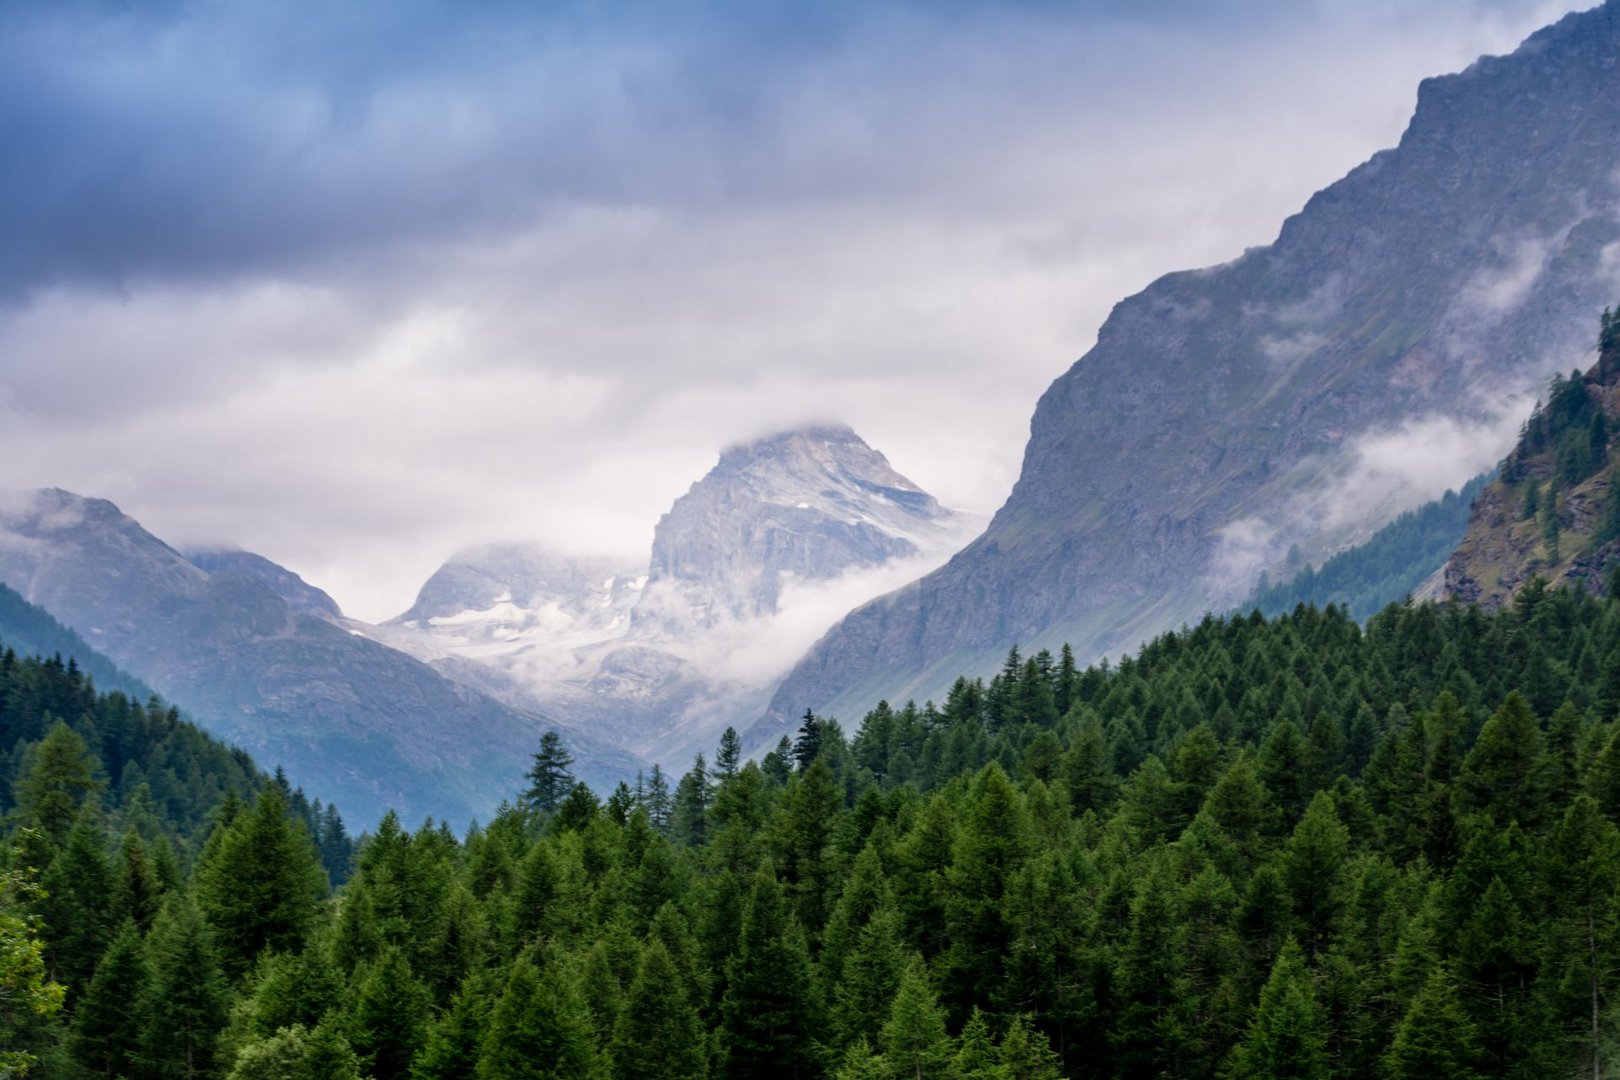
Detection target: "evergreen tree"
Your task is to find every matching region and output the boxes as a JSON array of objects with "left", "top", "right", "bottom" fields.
[
  {"left": 524, "top": 732, "right": 576, "bottom": 815},
  {"left": 414, "top": 973, "right": 492, "bottom": 1079},
  {"left": 878, "top": 955, "right": 952, "bottom": 1079},
  {"left": 998, "top": 1013, "right": 1064, "bottom": 1080},
  {"left": 70, "top": 920, "right": 149, "bottom": 1079},
  {"left": 1222, "top": 938, "right": 1328, "bottom": 1080},
  {"left": 478, "top": 952, "right": 601, "bottom": 1080},
  {"left": 1383, "top": 965, "right": 1480, "bottom": 1080},
  {"left": 1282, "top": 792, "right": 1349, "bottom": 956},
  {"left": 942, "top": 764, "right": 1031, "bottom": 1016},
  {"left": 1547, "top": 795, "right": 1620, "bottom": 1080},
  {"left": 140, "top": 894, "right": 229, "bottom": 1080},
  {"left": 671, "top": 754, "right": 714, "bottom": 847},
  {"left": 193, "top": 782, "right": 328, "bottom": 975},
  {"left": 1458, "top": 692, "right": 1550, "bottom": 827},
  {"left": 109, "top": 827, "right": 161, "bottom": 933},
  {"left": 720, "top": 872, "right": 822, "bottom": 1079},
  {"left": 715, "top": 728, "right": 743, "bottom": 780},
  {"left": 794, "top": 710, "right": 824, "bottom": 772},
  {"left": 39, "top": 807, "right": 113, "bottom": 992},
  {"left": 612, "top": 940, "right": 707, "bottom": 1080},
  {"left": 350, "top": 945, "right": 431, "bottom": 1080},
  {"left": 553, "top": 782, "right": 600, "bottom": 833},
  {"left": 643, "top": 764, "right": 673, "bottom": 830},
  {"left": 12, "top": 720, "right": 104, "bottom": 846},
  {"left": 953, "top": 1010, "right": 999, "bottom": 1080}
]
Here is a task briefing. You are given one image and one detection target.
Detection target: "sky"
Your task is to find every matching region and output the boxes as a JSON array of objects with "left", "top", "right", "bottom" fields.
[{"left": 0, "top": 0, "right": 1591, "bottom": 621}]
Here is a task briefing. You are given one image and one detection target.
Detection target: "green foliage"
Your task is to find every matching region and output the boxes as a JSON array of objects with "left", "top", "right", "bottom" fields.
[
  {"left": 21, "top": 589, "right": 1620, "bottom": 1079},
  {"left": 478, "top": 952, "right": 601, "bottom": 1080},
  {"left": 0, "top": 860, "right": 64, "bottom": 1076},
  {"left": 194, "top": 782, "right": 329, "bottom": 976},
  {"left": 140, "top": 893, "right": 229, "bottom": 1079},
  {"left": 524, "top": 731, "right": 576, "bottom": 815},
  {"left": 612, "top": 940, "right": 707, "bottom": 1080},
  {"left": 720, "top": 872, "right": 822, "bottom": 1078},
  {"left": 1223, "top": 938, "right": 1327, "bottom": 1079}
]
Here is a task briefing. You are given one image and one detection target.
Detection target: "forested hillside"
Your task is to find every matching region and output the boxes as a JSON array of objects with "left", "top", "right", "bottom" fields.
[
  {"left": 0, "top": 632, "right": 357, "bottom": 1073},
  {"left": 13, "top": 583, "right": 1620, "bottom": 1077},
  {"left": 0, "top": 582, "right": 160, "bottom": 704},
  {"left": 1447, "top": 307, "right": 1620, "bottom": 608},
  {"left": 1245, "top": 472, "right": 1490, "bottom": 621}
]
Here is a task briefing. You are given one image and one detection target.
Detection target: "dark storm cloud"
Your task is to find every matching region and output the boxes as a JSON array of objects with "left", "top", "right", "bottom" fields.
[{"left": 0, "top": 0, "right": 1513, "bottom": 295}]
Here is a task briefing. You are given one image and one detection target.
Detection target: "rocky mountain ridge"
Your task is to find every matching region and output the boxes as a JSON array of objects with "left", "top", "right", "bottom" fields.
[{"left": 755, "top": 0, "right": 1620, "bottom": 747}]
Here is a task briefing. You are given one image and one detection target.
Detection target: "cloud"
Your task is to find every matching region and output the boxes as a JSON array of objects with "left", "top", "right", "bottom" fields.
[
  {"left": 1205, "top": 395, "right": 1538, "bottom": 602},
  {"left": 0, "top": 0, "right": 1589, "bottom": 619}
]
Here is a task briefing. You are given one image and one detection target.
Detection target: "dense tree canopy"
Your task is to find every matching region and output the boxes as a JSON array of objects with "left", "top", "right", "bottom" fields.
[{"left": 10, "top": 585, "right": 1620, "bottom": 1076}]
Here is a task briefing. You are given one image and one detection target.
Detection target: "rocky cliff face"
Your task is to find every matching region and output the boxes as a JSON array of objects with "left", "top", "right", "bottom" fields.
[
  {"left": 757, "top": 1, "right": 1620, "bottom": 744},
  {"left": 0, "top": 489, "right": 637, "bottom": 825},
  {"left": 383, "top": 425, "right": 978, "bottom": 767}
]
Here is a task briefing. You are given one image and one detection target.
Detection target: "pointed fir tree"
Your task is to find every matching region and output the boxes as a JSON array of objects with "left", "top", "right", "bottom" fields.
[
  {"left": 878, "top": 955, "right": 952, "bottom": 1080},
  {"left": 478, "top": 952, "right": 601, "bottom": 1080},
  {"left": 413, "top": 971, "right": 493, "bottom": 1079},
  {"left": 671, "top": 754, "right": 714, "bottom": 847},
  {"left": 12, "top": 720, "right": 104, "bottom": 847},
  {"left": 1458, "top": 692, "right": 1551, "bottom": 828},
  {"left": 720, "top": 871, "right": 822, "bottom": 1079},
  {"left": 1282, "top": 792, "right": 1349, "bottom": 957},
  {"left": 109, "top": 827, "right": 161, "bottom": 933},
  {"left": 793, "top": 710, "right": 823, "bottom": 772},
  {"left": 39, "top": 807, "right": 113, "bottom": 993},
  {"left": 524, "top": 731, "right": 576, "bottom": 815},
  {"left": 999, "top": 1013, "right": 1064, "bottom": 1080},
  {"left": 70, "top": 920, "right": 149, "bottom": 1080},
  {"left": 715, "top": 728, "right": 743, "bottom": 780},
  {"left": 952, "top": 1009, "right": 1000, "bottom": 1080},
  {"left": 1383, "top": 965, "right": 1480, "bottom": 1080},
  {"left": 139, "top": 894, "right": 229, "bottom": 1080},
  {"left": 349, "top": 945, "right": 430, "bottom": 1080},
  {"left": 193, "top": 781, "right": 328, "bottom": 976},
  {"left": 1222, "top": 938, "right": 1328, "bottom": 1080},
  {"left": 611, "top": 940, "right": 708, "bottom": 1080}
]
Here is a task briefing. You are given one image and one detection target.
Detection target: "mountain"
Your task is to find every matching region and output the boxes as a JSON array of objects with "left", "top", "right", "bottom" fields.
[
  {"left": 382, "top": 424, "right": 979, "bottom": 767},
  {"left": 757, "top": 1, "right": 1620, "bottom": 744},
  {"left": 387, "top": 545, "right": 642, "bottom": 653},
  {"left": 0, "top": 578, "right": 160, "bottom": 703},
  {"left": 0, "top": 489, "right": 636, "bottom": 826},
  {"left": 1445, "top": 308, "right": 1620, "bottom": 606},
  {"left": 184, "top": 547, "right": 344, "bottom": 621}
]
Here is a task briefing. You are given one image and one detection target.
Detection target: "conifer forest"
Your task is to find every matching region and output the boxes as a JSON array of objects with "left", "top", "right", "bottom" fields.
[{"left": 11, "top": 581, "right": 1620, "bottom": 1077}]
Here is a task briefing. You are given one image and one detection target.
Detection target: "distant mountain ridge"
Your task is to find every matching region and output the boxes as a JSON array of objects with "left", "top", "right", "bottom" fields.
[
  {"left": 757, "top": 0, "right": 1620, "bottom": 746},
  {"left": 0, "top": 489, "right": 638, "bottom": 826}
]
